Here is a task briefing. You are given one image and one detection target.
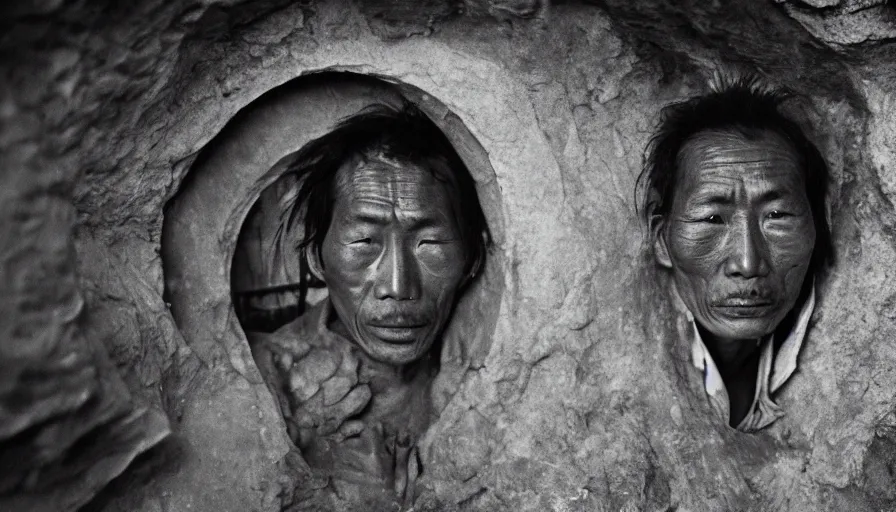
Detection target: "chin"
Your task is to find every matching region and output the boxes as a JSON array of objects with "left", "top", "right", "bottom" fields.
[
  {"left": 709, "top": 318, "right": 778, "bottom": 341},
  {"left": 362, "top": 339, "right": 429, "bottom": 366}
]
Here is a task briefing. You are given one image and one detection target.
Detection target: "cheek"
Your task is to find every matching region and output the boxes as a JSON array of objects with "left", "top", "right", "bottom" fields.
[
  {"left": 321, "top": 240, "right": 378, "bottom": 291},
  {"left": 668, "top": 223, "right": 725, "bottom": 275},
  {"left": 766, "top": 227, "right": 815, "bottom": 287},
  {"left": 417, "top": 243, "right": 465, "bottom": 278},
  {"left": 417, "top": 245, "right": 466, "bottom": 304},
  {"left": 765, "top": 220, "right": 816, "bottom": 272}
]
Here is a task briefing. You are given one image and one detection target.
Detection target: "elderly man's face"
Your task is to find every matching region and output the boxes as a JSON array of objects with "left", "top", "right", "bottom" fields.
[
  {"left": 311, "top": 154, "right": 467, "bottom": 365},
  {"left": 656, "top": 129, "right": 816, "bottom": 342}
]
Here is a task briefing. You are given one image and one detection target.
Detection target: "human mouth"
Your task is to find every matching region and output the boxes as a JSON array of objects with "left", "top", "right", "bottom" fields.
[
  {"left": 366, "top": 317, "right": 429, "bottom": 344},
  {"left": 713, "top": 297, "right": 774, "bottom": 318}
]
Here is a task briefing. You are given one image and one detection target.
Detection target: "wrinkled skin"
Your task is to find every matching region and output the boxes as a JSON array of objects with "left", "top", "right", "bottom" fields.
[
  {"left": 248, "top": 313, "right": 423, "bottom": 506},
  {"left": 308, "top": 152, "right": 468, "bottom": 366},
  {"left": 655, "top": 129, "right": 816, "bottom": 351}
]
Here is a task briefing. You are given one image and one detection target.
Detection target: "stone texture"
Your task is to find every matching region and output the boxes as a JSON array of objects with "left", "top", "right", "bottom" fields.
[
  {"left": 1, "top": 0, "right": 896, "bottom": 511},
  {"left": 774, "top": 0, "right": 896, "bottom": 46}
]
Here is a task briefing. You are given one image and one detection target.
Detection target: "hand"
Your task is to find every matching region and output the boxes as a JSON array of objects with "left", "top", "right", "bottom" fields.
[{"left": 273, "top": 344, "right": 371, "bottom": 443}]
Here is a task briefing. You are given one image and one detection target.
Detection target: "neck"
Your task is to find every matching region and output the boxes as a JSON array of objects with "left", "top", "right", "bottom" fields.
[{"left": 698, "top": 325, "right": 762, "bottom": 374}]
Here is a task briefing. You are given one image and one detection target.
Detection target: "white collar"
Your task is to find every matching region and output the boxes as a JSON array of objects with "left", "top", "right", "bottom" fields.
[{"left": 674, "top": 280, "right": 816, "bottom": 431}]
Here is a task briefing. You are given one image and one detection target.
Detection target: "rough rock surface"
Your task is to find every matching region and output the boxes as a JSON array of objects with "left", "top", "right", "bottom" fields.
[
  {"left": 1, "top": 1, "right": 895, "bottom": 511},
  {"left": 774, "top": 0, "right": 896, "bottom": 46}
]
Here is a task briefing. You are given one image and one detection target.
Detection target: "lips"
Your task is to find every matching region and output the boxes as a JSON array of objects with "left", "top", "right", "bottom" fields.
[
  {"left": 712, "top": 297, "right": 774, "bottom": 318},
  {"left": 365, "top": 321, "right": 429, "bottom": 344}
]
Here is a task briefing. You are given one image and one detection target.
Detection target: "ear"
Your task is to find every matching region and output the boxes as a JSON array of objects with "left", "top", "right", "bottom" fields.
[
  {"left": 305, "top": 244, "right": 326, "bottom": 282},
  {"left": 650, "top": 215, "right": 673, "bottom": 269}
]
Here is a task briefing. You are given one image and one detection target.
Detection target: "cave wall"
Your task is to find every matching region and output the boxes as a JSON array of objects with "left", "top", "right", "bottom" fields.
[{"left": 2, "top": 1, "right": 896, "bottom": 511}]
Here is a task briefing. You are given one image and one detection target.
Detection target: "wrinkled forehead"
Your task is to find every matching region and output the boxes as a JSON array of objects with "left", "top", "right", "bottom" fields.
[
  {"left": 332, "top": 150, "right": 457, "bottom": 214},
  {"left": 675, "top": 128, "right": 805, "bottom": 194}
]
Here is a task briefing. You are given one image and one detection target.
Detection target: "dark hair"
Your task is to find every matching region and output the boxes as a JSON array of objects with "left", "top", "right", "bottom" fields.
[
  {"left": 636, "top": 76, "right": 833, "bottom": 274},
  {"left": 282, "top": 102, "right": 490, "bottom": 282}
]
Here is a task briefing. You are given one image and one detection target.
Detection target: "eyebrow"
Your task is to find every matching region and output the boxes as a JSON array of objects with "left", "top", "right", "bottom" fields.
[
  {"left": 346, "top": 208, "right": 450, "bottom": 231},
  {"left": 687, "top": 190, "right": 733, "bottom": 206},
  {"left": 348, "top": 211, "right": 390, "bottom": 225},
  {"left": 408, "top": 217, "right": 443, "bottom": 231},
  {"left": 756, "top": 189, "right": 787, "bottom": 203},
  {"left": 686, "top": 188, "right": 798, "bottom": 209}
]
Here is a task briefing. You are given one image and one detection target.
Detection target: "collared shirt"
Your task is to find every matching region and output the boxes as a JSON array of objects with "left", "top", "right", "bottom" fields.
[{"left": 673, "top": 282, "right": 816, "bottom": 432}]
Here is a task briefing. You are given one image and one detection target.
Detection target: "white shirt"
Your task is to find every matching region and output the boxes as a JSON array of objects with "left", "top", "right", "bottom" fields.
[{"left": 674, "top": 282, "right": 815, "bottom": 432}]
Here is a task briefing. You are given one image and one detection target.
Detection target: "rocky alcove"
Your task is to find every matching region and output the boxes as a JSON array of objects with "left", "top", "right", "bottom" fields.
[{"left": 2, "top": 1, "right": 896, "bottom": 511}]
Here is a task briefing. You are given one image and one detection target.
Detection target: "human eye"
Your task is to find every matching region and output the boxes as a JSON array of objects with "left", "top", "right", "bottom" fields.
[
  {"left": 416, "top": 231, "right": 461, "bottom": 265},
  {"left": 342, "top": 230, "right": 379, "bottom": 248},
  {"left": 699, "top": 214, "right": 724, "bottom": 224},
  {"left": 766, "top": 210, "right": 793, "bottom": 220},
  {"left": 685, "top": 210, "right": 724, "bottom": 224},
  {"left": 418, "top": 238, "right": 451, "bottom": 246},
  {"left": 417, "top": 228, "right": 458, "bottom": 247},
  {"left": 343, "top": 234, "right": 380, "bottom": 264},
  {"left": 683, "top": 202, "right": 725, "bottom": 225}
]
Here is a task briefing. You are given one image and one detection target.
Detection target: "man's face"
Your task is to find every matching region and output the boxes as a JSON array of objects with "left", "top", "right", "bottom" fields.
[
  {"left": 313, "top": 153, "right": 467, "bottom": 365},
  {"left": 657, "top": 129, "right": 816, "bottom": 342}
]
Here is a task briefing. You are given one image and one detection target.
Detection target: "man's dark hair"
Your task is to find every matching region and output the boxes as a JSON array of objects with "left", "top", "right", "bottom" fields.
[
  {"left": 282, "top": 102, "right": 490, "bottom": 282},
  {"left": 636, "top": 76, "right": 833, "bottom": 274}
]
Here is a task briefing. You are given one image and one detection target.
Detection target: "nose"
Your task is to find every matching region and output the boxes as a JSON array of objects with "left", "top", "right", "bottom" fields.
[
  {"left": 374, "top": 234, "right": 422, "bottom": 301},
  {"left": 724, "top": 214, "right": 770, "bottom": 279}
]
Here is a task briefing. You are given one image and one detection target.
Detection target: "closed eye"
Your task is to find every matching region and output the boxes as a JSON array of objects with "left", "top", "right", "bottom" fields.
[
  {"left": 349, "top": 238, "right": 372, "bottom": 245},
  {"left": 419, "top": 239, "right": 449, "bottom": 246}
]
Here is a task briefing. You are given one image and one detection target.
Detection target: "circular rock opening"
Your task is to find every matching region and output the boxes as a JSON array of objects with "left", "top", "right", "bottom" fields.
[{"left": 161, "top": 71, "right": 505, "bottom": 506}]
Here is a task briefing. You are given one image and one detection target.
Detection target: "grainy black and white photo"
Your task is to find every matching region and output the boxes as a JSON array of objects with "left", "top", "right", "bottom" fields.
[{"left": 2, "top": 1, "right": 895, "bottom": 511}]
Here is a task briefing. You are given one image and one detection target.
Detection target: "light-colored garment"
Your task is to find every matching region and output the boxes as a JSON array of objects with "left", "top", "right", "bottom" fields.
[{"left": 673, "top": 283, "right": 815, "bottom": 432}]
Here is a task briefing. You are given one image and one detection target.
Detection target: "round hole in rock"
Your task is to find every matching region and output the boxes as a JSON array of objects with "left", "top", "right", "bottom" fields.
[{"left": 162, "top": 71, "right": 505, "bottom": 505}]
